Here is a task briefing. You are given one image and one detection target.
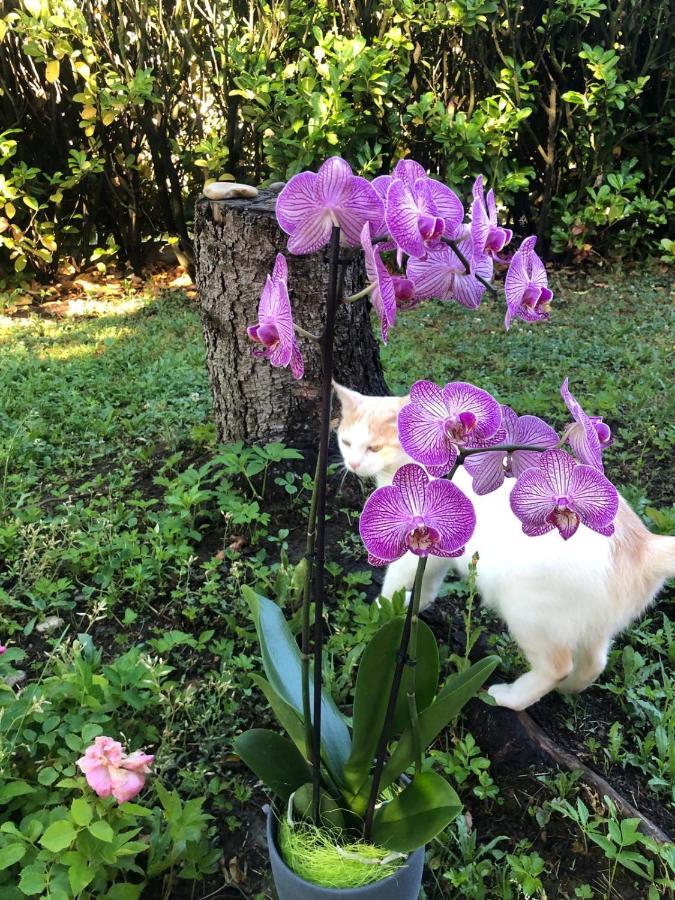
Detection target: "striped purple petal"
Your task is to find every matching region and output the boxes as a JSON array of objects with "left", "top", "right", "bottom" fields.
[
  {"left": 338, "top": 176, "right": 385, "bottom": 246},
  {"left": 406, "top": 246, "right": 459, "bottom": 301},
  {"left": 398, "top": 391, "right": 456, "bottom": 473},
  {"left": 276, "top": 172, "right": 319, "bottom": 232},
  {"left": 361, "top": 223, "right": 396, "bottom": 343},
  {"left": 391, "top": 159, "right": 427, "bottom": 189},
  {"left": 422, "top": 477, "right": 476, "bottom": 555},
  {"left": 464, "top": 403, "right": 557, "bottom": 492},
  {"left": 386, "top": 179, "right": 429, "bottom": 259},
  {"left": 568, "top": 465, "right": 618, "bottom": 536},
  {"left": 426, "top": 179, "right": 464, "bottom": 240},
  {"left": 511, "top": 413, "right": 560, "bottom": 477},
  {"left": 441, "top": 382, "right": 502, "bottom": 444},
  {"left": 316, "top": 156, "right": 353, "bottom": 206},
  {"left": 287, "top": 211, "right": 334, "bottom": 255}
]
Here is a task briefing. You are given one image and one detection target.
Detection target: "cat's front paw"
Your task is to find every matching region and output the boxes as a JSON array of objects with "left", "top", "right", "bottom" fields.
[{"left": 488, "top": 683, "right": 530, "bottom": 711}]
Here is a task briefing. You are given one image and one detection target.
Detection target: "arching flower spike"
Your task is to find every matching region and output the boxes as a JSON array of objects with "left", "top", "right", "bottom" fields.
[
  {"left": 510, "top": 449, "right": 618, "bottom": 540},
  {"left": 359, "top": 463, "right": 476, "bottom": 564}
]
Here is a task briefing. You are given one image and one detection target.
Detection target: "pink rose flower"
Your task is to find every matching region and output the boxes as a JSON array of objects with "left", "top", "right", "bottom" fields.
[
  {"left": 76, "top": 735, "right": 154, "bottom": 804},
  {"left": 0, "top": 645, "right": 6, "bottom": 655}
]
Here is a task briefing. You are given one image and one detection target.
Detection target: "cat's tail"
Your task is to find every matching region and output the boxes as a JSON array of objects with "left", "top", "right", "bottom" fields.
[{"left": 648, "top": 535, "right": 675, "bottom": 581}]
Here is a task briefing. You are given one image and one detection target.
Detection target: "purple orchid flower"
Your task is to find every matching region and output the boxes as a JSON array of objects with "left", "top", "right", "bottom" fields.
[
  {"left": 275, "top": 156, "right": 384, "bottom": 255},
  {"left": 406, "top": 239, "right": 493, "bottom": 309},
  {"left": 510, "top": 449, "right": 618, "bottom": 540},
  {"left": 471, "top": 176, "right": 513, "bottom": 260},
  {"left": 504, "top": 236, "right": 553, "bottom": 330},
  {"left": 560, "top": 378, "right": 613, "bottom": 472},
  {"left": 361, "top": 223, "right": 397, "bottom": 343},
  {"left": 398, "top": 380, "right": 502, "bottom": 476},
  {"left": 378, "top": 160, "right": 464, "bottom": 259},
  {"left": 464, "top": 406, "right": 559, "bottom": 495},
  {"left": 359, "top": 463, "right": 476, "bottom": 564},
  {"left": 247, "top": 254, "right": 304, "bottom": 379},
  {"left": 0, "top": 644, "right": 6, "bottom": 655}
]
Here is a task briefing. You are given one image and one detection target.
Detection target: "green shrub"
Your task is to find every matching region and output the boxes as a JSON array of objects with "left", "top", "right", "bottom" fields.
[
  {"left": 0, "top": 639, "right": 219, "bottom": 898},
  {"left": 0, "top": 0, "right": 671, "bottom": 288}
]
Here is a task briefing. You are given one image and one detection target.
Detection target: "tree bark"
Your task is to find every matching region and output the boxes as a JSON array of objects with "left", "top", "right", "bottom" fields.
[{"left": 194, "top": 191, "right": 388, "bottom": 454}]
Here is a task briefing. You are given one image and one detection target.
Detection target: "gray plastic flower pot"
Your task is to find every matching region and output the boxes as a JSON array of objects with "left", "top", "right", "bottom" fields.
[{"left": 265, "top": 806, "right": 425, "bottom": 900}]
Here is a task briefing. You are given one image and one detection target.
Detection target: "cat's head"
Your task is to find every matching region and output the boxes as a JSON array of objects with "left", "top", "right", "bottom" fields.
[{"left": 333, "top": 382, "right": 410, "bottom": 483}]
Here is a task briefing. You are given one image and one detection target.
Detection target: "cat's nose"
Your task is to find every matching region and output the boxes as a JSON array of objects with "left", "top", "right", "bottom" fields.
[{"left": 350, "top": 459, "right": 362, "bottom": 470}]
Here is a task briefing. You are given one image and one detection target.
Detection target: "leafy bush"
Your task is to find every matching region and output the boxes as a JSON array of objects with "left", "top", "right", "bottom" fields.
[
  {"left": 0, "top": 0, "right": 671, "bottom": 286},
  {"left": 0, "top": 640, "right": 219, "bottom": 898}
]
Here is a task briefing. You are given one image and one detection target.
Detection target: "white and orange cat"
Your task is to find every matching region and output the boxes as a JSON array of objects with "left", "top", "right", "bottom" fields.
[{"left": 333, "top": 382, "right": 675, "bottom": 711}]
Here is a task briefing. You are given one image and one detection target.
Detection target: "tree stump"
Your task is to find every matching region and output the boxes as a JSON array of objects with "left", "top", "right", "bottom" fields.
[{"left": 194, "top": 190, "right": 388, "bottom": 454}]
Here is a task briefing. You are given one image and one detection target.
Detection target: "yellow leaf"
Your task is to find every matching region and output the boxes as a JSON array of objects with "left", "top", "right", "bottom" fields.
[
  {"left": 101, "top": 111, "right": 115, "bottom": 126},
  {"left": 41, "top": 235, "right": 57, "bottom": 252},
  {"left": 45, "top": 60, "right": 60, "bottom": 83},
  {"left": 82, "top": 105, "right": 97, "bottom": 120},
  {"left": 74, "top": 60, "right": 90, "bottom": 78},
  {"left": 0, "top": 21, "right": 7, "bottom": 43},
  {"left": 85, "top": 125, "right": 95, "bottom": 137},
  {"left": 5, "top": 201, "right": 15, "bottom": 219},
  {"left": 49, "top": 191, "right": 63, "bottom": 204}
]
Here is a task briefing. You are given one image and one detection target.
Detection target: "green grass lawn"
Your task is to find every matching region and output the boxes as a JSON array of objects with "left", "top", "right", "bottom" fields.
[{"left": 0, "top": 265, "right": 673, "bottom": 899}]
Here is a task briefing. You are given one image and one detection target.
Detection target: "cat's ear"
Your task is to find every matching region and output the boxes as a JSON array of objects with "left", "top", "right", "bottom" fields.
[{"left": 332, "top": 381, "right": 364, "bottom": 414}]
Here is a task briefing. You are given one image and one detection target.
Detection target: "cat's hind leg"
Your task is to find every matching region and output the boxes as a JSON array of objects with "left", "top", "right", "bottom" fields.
[
  {"left": 558, "top": 638, "right": 610, "bottom": 694},
  {"left": 488, "top": 635, "right": 574, "bottom": 711}
]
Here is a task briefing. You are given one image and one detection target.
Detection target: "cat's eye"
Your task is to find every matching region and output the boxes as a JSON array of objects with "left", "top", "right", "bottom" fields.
[
  {"left": 342, "top": 439, "right": 351, "bottom": 447},
  {"left": 368, "top": 444, "right": 383, "bottom": 453}
]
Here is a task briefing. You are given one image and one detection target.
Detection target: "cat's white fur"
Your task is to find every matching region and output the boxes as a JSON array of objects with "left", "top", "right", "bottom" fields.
[{"left": 334, "top": 383, "right": 675, "bottom": 710}]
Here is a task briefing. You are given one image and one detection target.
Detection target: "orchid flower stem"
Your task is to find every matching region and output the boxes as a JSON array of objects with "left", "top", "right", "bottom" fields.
[
  {"left": 301, "top": 453, "right": 321, "bottom": 762},
  {"left": 406, "top": 557, "right": 427, "bottom": 775},
  {"left": 294, "top": 323, "right": 321, "bottom": 343},
  {"left": 363, "top": 556, "right": 428, "bottom": 840},
  {"left": 310, "top": 224, "right": 342, "bottom": 823},
  {"left": 444, "top": 238, "right": 499, "bottom": 297},
  {"left": 343, "top": 282, "right": 375, "bottom": 304},
  {"left": 459, "top": 443, "right": 549, "bottom": 458}
]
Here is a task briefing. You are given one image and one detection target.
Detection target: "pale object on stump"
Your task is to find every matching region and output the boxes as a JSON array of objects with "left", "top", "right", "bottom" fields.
[{"left": 202, "top": 182, "right": 259, "bottom": 201}]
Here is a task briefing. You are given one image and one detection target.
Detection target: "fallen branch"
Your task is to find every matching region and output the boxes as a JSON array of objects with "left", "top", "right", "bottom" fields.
[{"left": 517, "top": 710, "right": 672, "bottom": 845}]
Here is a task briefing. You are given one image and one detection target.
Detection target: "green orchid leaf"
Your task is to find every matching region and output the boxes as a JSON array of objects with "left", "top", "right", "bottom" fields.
[
  {"left": 343, "top": 617, "right": 438, "bottom": 799},
  {"left": 371, "top": 771, "right": 461, "bottom": 852},
  {"left": 233, "top": 729, "right": 311, "bottom": 802},
  {"left": 250, "top": 674, "right": 306, "bottom": 754},
  {"left": 380, "top": 656, "right": 499, "bottom": 791},
  {"left": 243, "top": 586, "right": 351, "bottom": 784}
]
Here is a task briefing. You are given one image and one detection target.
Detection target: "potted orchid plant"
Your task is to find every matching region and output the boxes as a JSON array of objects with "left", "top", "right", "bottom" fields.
[{"left": 233, "top": 157, "right": 619, "bottom": 898}]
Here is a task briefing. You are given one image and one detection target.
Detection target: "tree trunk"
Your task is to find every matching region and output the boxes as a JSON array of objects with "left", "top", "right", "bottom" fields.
[{"left": 194, "top": 191, "right": 388, "bottom": 454}]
